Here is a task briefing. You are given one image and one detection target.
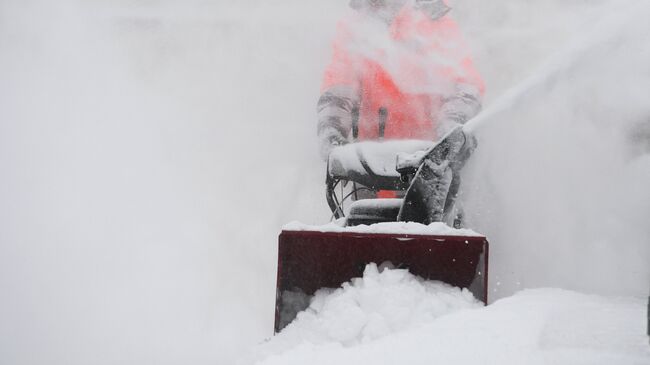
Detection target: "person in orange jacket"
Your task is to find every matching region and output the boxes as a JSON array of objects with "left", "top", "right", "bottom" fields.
[
  {"left": 317, "top": 0, "right": 484, "bottom": 159},
  {"left": 317, "top": 0, "right": 484, "bottom": 224}
]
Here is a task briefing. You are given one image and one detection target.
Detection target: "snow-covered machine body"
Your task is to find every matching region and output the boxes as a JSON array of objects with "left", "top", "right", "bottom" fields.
[{"left": 276, "top": 136, "right": 489, "bottom": 332}]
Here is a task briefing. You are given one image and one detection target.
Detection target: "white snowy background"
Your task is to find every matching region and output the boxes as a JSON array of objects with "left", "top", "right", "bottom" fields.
[{"left": 0, "top": 0, "right": 649, "bottom": 364}]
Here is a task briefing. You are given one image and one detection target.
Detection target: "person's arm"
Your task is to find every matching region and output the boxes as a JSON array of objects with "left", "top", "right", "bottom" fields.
[
  {"left": 433, "top": 19, "right": 485, "bottom": 130},
  {"left": 317, "top": 86, "right": 359, "bottom": 159},
  {"left": 317, "top": 21, "right": 361, "bottom": 160}
]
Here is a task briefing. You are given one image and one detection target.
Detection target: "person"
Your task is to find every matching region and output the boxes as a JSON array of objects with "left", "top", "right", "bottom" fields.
[
  {"left": 317, "top": 0, "right": 485, "bottom": 159},
  {"left": 317, "top": 0, "right": 485, "bottom": 224}
]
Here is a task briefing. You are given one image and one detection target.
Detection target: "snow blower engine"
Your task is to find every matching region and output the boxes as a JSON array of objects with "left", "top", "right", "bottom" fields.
[{"left": 275, "top": 126, "right": 489, "bottom": 332}]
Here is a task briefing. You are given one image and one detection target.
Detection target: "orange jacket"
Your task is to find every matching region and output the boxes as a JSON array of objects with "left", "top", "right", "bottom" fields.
[{"left": 318, "top": 4, "right": 484, "bottom": 145}]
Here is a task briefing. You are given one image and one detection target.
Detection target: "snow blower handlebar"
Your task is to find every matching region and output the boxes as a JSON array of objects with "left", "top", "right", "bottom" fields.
[
  {"left": 326, "top": 173, "right": 345, "bottom": 219},
  {"left": 325, "top": 139, "right": 434, "bottom": 219},
  {"left": 324, "top": 125, "right": 476, "bottom": 222}
]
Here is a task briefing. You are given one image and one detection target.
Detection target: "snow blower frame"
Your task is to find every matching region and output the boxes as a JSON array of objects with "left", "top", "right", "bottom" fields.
[{"left": 275, "top": 139, "right": 489, "bottom": 332}]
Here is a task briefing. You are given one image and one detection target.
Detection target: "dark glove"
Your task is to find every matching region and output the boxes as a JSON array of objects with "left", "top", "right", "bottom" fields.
[
  {"left": 319, "top": 127, "right": 348, "bottom": 160},
  {"left": 437, "top": 84, "right": 482, "bottom": 133}
]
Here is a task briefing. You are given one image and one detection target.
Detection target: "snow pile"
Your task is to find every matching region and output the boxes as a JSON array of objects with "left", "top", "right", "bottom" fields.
[
  {"left": 283, "top": 220, "right": 481, "bottom": 236},
  {"left": 253, "top": 288, "right": 650, "bottom": 365},
  {"left": 251, "top": 263, "right": 481, "bottom": 362}
]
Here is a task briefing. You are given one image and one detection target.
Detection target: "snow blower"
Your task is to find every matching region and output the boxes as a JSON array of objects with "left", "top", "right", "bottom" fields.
[{"left": 275, "top": 127, "right": 489, "bottom": 332}]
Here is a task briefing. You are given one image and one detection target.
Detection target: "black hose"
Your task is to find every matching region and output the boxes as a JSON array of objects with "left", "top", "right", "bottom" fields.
[{"left": 378, "top": 107, "right": 387, "bottom": 139}]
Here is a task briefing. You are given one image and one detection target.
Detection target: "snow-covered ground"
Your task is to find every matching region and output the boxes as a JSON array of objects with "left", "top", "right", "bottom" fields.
[
  {"left": 0, "top": 0, "right": 648, "bottom": 364},
  {"left": 251, "top": 266, "right": 649, "bottom": 365}
]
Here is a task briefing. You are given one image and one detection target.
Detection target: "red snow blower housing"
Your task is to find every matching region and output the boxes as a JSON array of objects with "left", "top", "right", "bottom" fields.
[{"left": 275, "top": 129, "right": 489, "bottom": 332}]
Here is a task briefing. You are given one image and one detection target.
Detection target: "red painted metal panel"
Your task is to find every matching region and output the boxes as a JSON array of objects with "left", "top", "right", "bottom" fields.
[{"left": 275, "top": 230, "right": 488, "bottom": 332}]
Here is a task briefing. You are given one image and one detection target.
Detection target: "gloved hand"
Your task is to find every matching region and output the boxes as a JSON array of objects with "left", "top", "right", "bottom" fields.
[
  {"left": 436, "top": 84, "right": 482, "bottom": 130},
  {"left": 318, "top": 128, "right": 349, "bottom": 161}
]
